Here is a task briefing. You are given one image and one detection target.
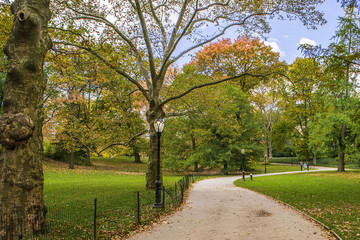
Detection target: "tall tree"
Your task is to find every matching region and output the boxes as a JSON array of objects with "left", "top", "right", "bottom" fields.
[
  {"left": 0, "top": 0, "right": 52, "bottom": 235},
  {"left": 44, "top": 47, "right": 147, "bottom": 167},
  {"left": 326, "top": 7, "right": 360, "bottom": 171},
  {"left": 164, "top": 37, "right": 283, "bottom": 173},
  {"left": 277, "top": 58, "right": 325, "bottom": 162},
  {"left": 301, "top": 5, "right": 360, "bottom": 171},
  {"left": 251, "top": 82, "right": 281, "bottom": 163},
  {"left": 52, "top": 0, "right": 325, "bottom": 188},
  {"left": 164, "top": 81, "right": 263, "bottom": 174}
]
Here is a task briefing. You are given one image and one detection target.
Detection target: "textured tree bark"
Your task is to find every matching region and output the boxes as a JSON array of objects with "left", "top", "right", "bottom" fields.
[
  {"left": 145, "top": 101, "right": 164, "bottom": 189},
  {"left": 0, "top": 0, "right": 51, "bottom": 235},
  {"left": 268, "top": 137, "right": 273, "bottom": 160},
  {"left": 313, "top": 154, "right": 317, "bottom": 166},
  {"left": 192, "top": 137, "right": 199, "bottom": 172},
  {"left": 133, "top": 146, "right": 141, "bottom": 163}
]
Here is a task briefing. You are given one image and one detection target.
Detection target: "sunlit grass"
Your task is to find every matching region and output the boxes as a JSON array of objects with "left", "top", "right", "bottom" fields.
[
  {"left": 251, "top": 162, "right": 306, "bottom": 174},
  {"left": 43, "top": 159, "right": 182, "bottom": 239},
  {"left": 235, "top": 171, "right": 360, "bottom": 239}
]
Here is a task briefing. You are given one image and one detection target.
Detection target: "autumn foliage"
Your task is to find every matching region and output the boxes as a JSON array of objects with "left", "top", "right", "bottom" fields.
[{"left": 189, "top": 36, "right": 284, "bottom": 88}]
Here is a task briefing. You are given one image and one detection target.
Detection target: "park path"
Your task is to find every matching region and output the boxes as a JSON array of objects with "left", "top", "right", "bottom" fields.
[{"left": 127, "top": 168, "right": 336, "bottom": 240}]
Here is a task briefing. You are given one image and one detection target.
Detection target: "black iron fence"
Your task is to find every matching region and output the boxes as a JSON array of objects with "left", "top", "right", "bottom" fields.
[{"left": 0, "top": 175, "right": 199, "bottom": 239}]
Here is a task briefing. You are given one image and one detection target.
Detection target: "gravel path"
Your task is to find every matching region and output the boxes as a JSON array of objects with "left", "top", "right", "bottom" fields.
[{"left": 128, "top": 170, "right": 336, "bottom": 240}]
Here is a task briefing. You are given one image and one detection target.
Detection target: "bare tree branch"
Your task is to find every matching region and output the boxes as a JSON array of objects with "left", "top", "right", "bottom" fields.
[
  {"left": 160, "top": 72, "right": 285, "bottom": 108},
  {"left": 149, "top": 1, "right": 167, "bottom": 52},
  {"left": 96, "top": 129, "right": 148, "bottom": 155},
  {"left": 134, "top": 0, "right": 157, "bottom": 81},
  {"left": 165, "top": 9, "right": 278, "bottom": 70},
  {"left": 54, "top": 0, "right": 152, "bottom": 89},
  {"left": 53, "top": 41, "right": 150, "bottom": 101}
]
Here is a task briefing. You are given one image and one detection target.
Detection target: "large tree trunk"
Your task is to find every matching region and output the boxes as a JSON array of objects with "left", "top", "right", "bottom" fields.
[
  {"left": 133, "top": 146, "right": 141, "bottom": 163},
  {"left": 146, "top": 126, "right": 157, "bottom": 189},
  {"left": 145, "top": 103, "right": 164, "bottom": 189},
  {"left": 0, "top": 0, "right": 52, "bottom": 236}
]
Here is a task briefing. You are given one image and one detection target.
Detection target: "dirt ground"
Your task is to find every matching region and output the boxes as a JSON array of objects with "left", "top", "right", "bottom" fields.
[{"left": 127, "top": 174, "right": 336, "bottom": 240}]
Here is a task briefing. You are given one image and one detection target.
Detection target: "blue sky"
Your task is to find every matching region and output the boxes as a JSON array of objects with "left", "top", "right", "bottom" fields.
[
  {"left": 263, "top": 1, "right": 345, "bottom": 64},
  {"left": 176, "top": 1, "right": 345, "bottom": 66}
]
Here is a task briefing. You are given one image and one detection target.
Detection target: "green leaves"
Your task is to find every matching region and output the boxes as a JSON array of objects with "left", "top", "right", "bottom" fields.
[{"left": 0, "top": 3, "right": 12, "bottom": 115}]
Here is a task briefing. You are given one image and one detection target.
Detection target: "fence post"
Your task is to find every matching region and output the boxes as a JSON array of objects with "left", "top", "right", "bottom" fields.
[
  {"left": 162, "top": 187, "right": 165, "bottom": 209},
  {"left": 94, "top": 198, "right": 97, "bottom": 240},
  {"left": 180, "top": 184, "right": 184, "bottom": 204},
  {"left": 137, "top": 192, "right": 140, "bottom": 225},
  {"left": 9, "top": 215, "right": 14, "bottom": 240},
  {"left": 175, "top": 183, "right": 177, "bottom": 201}
]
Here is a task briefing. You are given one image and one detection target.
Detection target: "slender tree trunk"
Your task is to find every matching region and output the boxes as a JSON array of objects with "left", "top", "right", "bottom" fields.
[
  {"left": 194, "top": 162, "right": 199, "bottom": 172},
  {"left": 223, "top": 162, "right": 228, "bottom": 175},
  {"left": 69, "top": 150, "right": 75, "bottom": 169},
  {"left": 263, "top": 134, "right": 268, "bottom": 164},
  {"left": 268, "top": 136, "right": 273, "bottom": 160},
  {"left": 191, "top": 136, "right": 199, "bottom": 172},
  {"left": 338, "top": 123, "right": 346, "bottom": 172},
  {"left": 338, "top": 149, "right": 345, "bottom": 172},
  {"left": 0, "top": 0, "right": 51, "bottom": 235},
  {"left": 313, "top": 154, "right": 317, "bottom": 166},
  {"left": 86, "top": 149, "right": 91, "bottom": 166}
]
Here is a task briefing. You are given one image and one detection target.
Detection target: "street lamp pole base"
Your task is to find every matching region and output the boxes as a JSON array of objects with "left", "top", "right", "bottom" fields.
[
  {"left": 152, "top": 203, "right": 164, "bottom": 208},
  {"left": 154, "top": 179, "right": 163, "bottom": 208}
]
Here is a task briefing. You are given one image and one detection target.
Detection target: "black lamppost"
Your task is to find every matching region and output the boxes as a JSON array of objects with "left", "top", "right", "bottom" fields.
[
  {"left": 265, "top": 156, "right": 267, "bottom": 174},
  {"left": 241, "top": 149, "right": 245, "bottom": 181},
  {"left": 153, "top": 118, "right": 165, "bottom": 208}
]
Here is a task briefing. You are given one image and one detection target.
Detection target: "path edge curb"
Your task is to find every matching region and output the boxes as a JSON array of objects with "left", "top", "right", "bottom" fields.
[
  {"left": 275, "top": 198, "right": 342, "bottom": 240},
  {"left": 241, "top": 185, "right": 343, "bottom": 240}
]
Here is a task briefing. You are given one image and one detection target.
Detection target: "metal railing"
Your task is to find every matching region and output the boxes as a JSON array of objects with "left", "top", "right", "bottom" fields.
[{"left": 0, "top": 175, "right": 200, "bottom": 239}]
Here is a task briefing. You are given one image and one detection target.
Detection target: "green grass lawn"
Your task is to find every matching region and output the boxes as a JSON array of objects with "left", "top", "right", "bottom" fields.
[
  {"left": 43, "top": 160, "right": 183, "bottom": 239},
  {"left": 251, "top": 162, "right": 308, "bottom": 174},
  {"left": 270, "top": 157, "right": 360, "bottom": 169},
  {"left": 235, "top": 171, "right": 360, "bottom": 239},
  {"left": 90, "top": 156, "right": 149, "bottom": 172},
  {"left": 40, "top": 158, "right": 343, "bottom": 239}
]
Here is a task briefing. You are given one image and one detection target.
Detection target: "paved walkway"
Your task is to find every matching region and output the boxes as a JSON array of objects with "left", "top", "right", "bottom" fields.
[{"left": 128, "top": 168, "right": 336, "bottom": 240}]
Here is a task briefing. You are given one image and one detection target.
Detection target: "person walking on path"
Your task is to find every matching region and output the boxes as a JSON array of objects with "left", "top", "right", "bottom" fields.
[{"left": 128, "top": 172, "right": 335, "bottom": 240}]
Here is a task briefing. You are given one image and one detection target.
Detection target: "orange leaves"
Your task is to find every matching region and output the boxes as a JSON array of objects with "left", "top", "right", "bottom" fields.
[{"left": 189, "top": 35, "right": 283, "bottom": 90}]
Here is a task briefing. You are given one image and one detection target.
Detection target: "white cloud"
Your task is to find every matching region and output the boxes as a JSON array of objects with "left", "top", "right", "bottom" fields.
[
  {"left": 299, "top": 38, "right": 316, "bottom": 46},
  {"left": 264, "top": 41, "right": 286, "bottom": 58},
  {"left": 282, "top": 34, "right": 290, "bottom": 39}
]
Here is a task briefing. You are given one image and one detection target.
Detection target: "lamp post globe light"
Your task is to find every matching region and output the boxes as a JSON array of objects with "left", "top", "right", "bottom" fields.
[{"left": 153, "top": 118, "right": 165, "bottom": 208}]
